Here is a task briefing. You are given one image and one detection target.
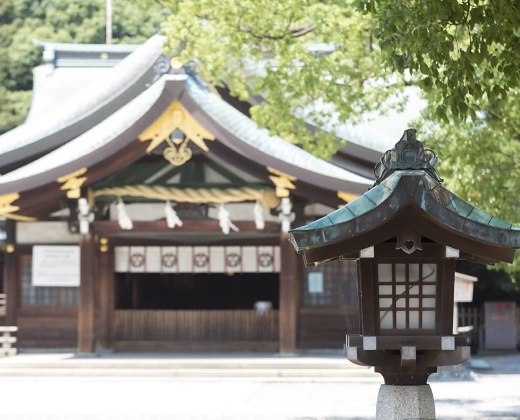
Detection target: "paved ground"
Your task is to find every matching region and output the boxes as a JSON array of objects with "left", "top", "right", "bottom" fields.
[{"left": 0, "top": 350, "right": 517, "bottom": 419}]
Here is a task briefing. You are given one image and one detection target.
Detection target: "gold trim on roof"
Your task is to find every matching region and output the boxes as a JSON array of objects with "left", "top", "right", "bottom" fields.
[
  {"left": 138, "top": 101, "right": 215, "bottom": 166},
  {"left": 0, "top": 193, "right": 37, "bottom": 221},
  {"left": 0, "top": 193, "right": 20, "bottom": 215},
  {"left": 91, "top": 185, "right": 280, "bottom": 209},
  {"left": 337, "top": 191, "right": 360, "bottom": 204},
  {"left": 4, "top": 213, "right": 37, "bottom": 222},
  {"left": 57, "top": 168, "right": 88, "bottom": 199},
  {"left": 267, "top": 167, "right": 297, "bottom": 198}
]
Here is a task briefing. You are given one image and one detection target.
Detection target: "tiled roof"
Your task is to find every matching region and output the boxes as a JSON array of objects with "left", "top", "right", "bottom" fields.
[
  {"left": 0, "top": 72, "right": 374, "bottom": 199},
  {"left": 0, "top": 35, "right": 164, "bottom": 166},
  {"left": 185, "top": 77, "right": 373, "bottom": 188},
  {"left": 0, "top": 75, "right": 185, "bottom": 194}
]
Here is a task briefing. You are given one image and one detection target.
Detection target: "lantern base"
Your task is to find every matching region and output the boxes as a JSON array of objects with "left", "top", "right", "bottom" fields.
[
  {"left": 376, "top": 384, "right": 435, "bottom": 420},
  {"left": 376, "top": 368, "right": 435, "bottom": 385}
]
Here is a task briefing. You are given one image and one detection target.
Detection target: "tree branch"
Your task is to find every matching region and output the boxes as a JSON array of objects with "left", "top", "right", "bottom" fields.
[
  {"left": 235, "top": 24, "right": 317, "bottom": 40},
  {"left": 290, "top": 24, "right": 318, "bottom": 37}
]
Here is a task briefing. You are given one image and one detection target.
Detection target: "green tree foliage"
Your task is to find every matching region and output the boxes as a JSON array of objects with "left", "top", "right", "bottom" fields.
[
  {"left": 157, "top": 0, "right": 407, "bottom": 158},
  {"left": 360, "top": 0, "right": 520, "bottom": 279},
  {"left": 419, "top": 96, "right": 519, "bottom": 226},
  {"left": 155, "top": 0, "right": 520, "bottom": 283},
  {"left": 0, "top": 0, "right": 164, "bottom": 134},
  {"left": 418, "top": 91, "right": 520, "bottom": 280},
  {"left": 356, "top": 0, "right": 520, "bottom": 122},
  {"left": 156, "top": 0, "right": 519, "bottom": 152}
]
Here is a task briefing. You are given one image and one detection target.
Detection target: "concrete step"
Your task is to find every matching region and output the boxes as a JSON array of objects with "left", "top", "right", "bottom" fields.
[
  {"left": 0, "top": 367, "right": 377, "bottom": 379},
  {"left": 0, "top": 352, "right": 379, "bottom": 379}
]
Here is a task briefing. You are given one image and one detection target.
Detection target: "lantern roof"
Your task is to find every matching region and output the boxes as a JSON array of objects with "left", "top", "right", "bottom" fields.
[{"left": 289, "top": 129, "right": 520, "bottom": 266}]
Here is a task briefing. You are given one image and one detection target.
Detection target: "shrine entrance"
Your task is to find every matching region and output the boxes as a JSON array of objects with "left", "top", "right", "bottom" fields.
[{"left": 109, "top": 245, "right": 280, "bottom": 351}]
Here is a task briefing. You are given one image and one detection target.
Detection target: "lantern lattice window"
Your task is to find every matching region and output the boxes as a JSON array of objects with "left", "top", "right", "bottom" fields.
[{"left": 377, "top": 262, "right": 437, "bottom": 332}]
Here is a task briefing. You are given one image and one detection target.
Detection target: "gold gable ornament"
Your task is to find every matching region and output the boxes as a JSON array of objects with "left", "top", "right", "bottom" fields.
[
  {"left": 138, "top": 101, "right": 215, "bottom": 166},
  {"left": 57, "top": 168, "right": 88, "bottom": 199},
  {"left": 267, "top": 167, "right": 297, "bottom": 198},
  {"left": 163, "top": 138, "right": 192, "bottom": 166}
]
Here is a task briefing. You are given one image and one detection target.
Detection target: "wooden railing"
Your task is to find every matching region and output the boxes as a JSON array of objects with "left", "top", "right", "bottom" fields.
[
  {"left": 0, "top": 293, "right": 6, "bottom": 317},
  {"left": 0, "top": 326, "right": 17, "bottom": 357},
  {"left": 458, "top": 305, "right": 484, "bottom": 352}
]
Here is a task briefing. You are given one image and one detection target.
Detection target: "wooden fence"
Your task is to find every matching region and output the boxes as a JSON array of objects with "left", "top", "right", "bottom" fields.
[{"left": 458, "top": 305, "right": 484, "bottom": 352}]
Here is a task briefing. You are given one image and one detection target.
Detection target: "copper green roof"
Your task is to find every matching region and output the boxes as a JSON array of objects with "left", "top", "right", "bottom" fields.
[{"left": 289, "top": 130, "right": 520, "bottom": 265}]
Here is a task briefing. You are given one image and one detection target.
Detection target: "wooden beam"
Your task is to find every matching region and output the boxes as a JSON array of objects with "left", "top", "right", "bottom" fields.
[
  {"left": 3, "top": 251, "right": 17, "bottom": 327},
  {"left": 78, "top": 235, "right": 96, "bottom": 353},
  {"left": 95, "top": 220, "right": 280, "bottom": 235},
  {"left": 359, "top": 258, "right": 377, "bottom": 336},
  {"left": 279, "top": 233, "right": 300, "bottom": 354},
  {"left": 440, "top": 260, "right": 456, "bottom": 336}
]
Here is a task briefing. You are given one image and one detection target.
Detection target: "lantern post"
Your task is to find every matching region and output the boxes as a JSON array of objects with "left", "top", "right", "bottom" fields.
[{"left": 289, "top": 129, "right": 520, "bottom": 419}]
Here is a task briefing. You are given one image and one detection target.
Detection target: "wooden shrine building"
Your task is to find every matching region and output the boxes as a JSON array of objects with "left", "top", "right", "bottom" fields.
[{"left": 0, "top": 36, "right": 384, "bottom": 353}]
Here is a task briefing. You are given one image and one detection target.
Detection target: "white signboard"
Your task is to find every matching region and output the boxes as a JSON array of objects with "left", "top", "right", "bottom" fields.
[
  {"left": 114, "top": 246, "right": 281, "bottom": 273},
  {"left": 454, "top": 272, "right": 478, "bottom": 303},
  {"left": 32, "top": 246, "right": 80, "bottom": 287}
]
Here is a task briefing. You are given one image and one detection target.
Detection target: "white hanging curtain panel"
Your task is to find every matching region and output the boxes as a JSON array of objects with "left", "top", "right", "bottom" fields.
[{"left": 114, "top": 246, "right": 281, "bottom": 274}]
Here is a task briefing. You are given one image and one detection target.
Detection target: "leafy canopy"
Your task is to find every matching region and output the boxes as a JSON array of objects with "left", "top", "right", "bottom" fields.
[
  {"left": 357, "top": 0, "right": 520, "bottom": 121},
  {"left": 158, "top": 0, "right": 407, "bottom": 158}
]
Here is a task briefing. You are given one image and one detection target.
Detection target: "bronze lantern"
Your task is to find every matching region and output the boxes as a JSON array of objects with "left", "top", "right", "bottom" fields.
[{"left": 289, "top": 129, "right": 520, "bottom": 386}]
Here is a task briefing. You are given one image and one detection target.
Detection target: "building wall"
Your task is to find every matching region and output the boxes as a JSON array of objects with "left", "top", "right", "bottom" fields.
[
  {"left": 7, "top": 222, "right": 360, "bottom": 351},
  {"left": 298, "top": 259, "right": 360, "bottom": 349}
]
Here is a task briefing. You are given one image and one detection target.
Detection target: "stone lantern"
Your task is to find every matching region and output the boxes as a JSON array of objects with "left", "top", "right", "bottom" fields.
[{"left": 289, "top": 129, "right": 520, "bottom": 419}]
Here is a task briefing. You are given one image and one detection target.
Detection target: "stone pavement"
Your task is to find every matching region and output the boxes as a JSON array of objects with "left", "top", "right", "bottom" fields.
[{"left": 0, "top": 350, "right": 517, "bottom": 419}]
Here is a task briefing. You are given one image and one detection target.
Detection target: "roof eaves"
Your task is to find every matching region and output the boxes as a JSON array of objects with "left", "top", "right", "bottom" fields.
[
  {"left": 0, "top": 36, "right": 165, "bottom": 167},
  {"left": 0, "top": 75, "right": 187, "bottom": 196},
  {"left": 184, "top": 76, "right": 373, "bottom": 193},
  {"left": 290, "top": 170, "right": 520, "bottom": 253}
]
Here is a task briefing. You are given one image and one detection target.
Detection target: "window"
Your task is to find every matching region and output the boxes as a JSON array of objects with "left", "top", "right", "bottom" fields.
[
  {"left": 20, "top": 256, "right": 78, "bottom": 306},
  {"left": 377, "top": 262, "right": 437, "bottom": 332},
  {"left": 303, "top": 259, "right": 358, "bottom": 306}
]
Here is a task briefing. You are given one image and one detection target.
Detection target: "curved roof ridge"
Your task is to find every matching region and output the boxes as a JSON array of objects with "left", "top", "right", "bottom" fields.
[
  {"left": 185, "top": 77, "right": 373, "bottom": 187},
  {"left": 0, "top": 35, "right": 165, "bottom": 160},
  {"left": 0, "top": 75, "right": 181, "bottom": 194},
  {"left": 35, "top": 40, "right": 140, "bottom": 53}
]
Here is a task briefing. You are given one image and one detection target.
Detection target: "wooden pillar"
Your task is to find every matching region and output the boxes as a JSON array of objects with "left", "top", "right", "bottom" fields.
[
  {"left": 3, "top": 249, "right": 17, "bottom": 327},
  {"left": 4, "top": 221, "right": 17, "bottom": 326},
  {"left": 97, "top": 243, "right": 113, "bottom": 350},
  {"left": 279, "top": 233, "right": 300, "bottom": 354},
  {"left": 78, "top": 234, "right": 96, "bottom": 353},
  {"left": 441, "top": 259, "right": 456, "bottom": 336}
]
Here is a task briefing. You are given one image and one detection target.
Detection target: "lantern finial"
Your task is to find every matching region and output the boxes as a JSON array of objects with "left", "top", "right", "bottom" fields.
[{"left": 373, "top": 128, "right": 443, "bottom": 185}]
